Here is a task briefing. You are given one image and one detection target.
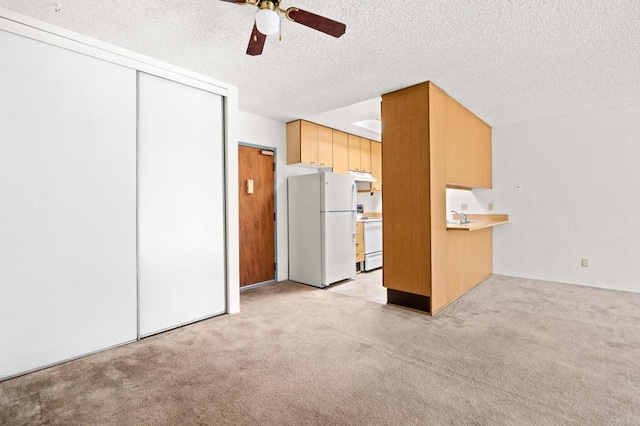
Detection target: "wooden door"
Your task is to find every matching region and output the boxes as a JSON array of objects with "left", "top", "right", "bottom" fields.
[{"left": 239, "top": 146, "right": 276, "bottom": 287}]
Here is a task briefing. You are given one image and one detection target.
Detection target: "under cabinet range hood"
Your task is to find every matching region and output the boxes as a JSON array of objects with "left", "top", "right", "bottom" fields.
[{"left": 348, "top": 170, "right": 377, "bottom": 182}]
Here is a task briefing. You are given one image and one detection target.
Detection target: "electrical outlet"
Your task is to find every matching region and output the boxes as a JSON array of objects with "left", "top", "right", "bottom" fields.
[
  {"left": 581, "top": 258, "right": 589, "bottom": 268},
  {"left": 488, "top": 202, "right": 494, "bottom": 211},
  {"left": 461, "top": 203, "right": 468, "bottom": 210}
]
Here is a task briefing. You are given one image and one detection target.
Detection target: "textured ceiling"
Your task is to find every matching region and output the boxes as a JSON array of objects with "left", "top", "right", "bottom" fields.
[{"left": 1, "top": 0, "right": 639, "bottom": 127}]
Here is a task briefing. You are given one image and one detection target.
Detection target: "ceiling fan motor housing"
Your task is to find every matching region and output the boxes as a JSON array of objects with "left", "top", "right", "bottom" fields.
[{"left": 258, "top": 1, "right": 277, "bottom": 10}]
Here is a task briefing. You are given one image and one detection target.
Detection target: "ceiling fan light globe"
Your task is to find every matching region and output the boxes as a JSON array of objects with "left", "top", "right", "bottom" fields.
[{"left": 255, "top": 9, "right": 279, "bottom": 36}]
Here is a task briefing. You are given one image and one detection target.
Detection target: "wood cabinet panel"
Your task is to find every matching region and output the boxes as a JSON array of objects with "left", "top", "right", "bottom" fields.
[
  {"left": 477, "top": 122, "right": 492, "bottom": 188},
  {"left": 317, "top": 125, "right": 333, "bottom": 167},
  {"left": 427, "top": 85, "right": 448, "bottom": 313},
  {"left": 300, "top": 120, "right": 318, "bottom": 165},
  {"left": 443, "top": 228, "right": 492, "bottom": 311},
  {"left": 332, "top": 130, "right": 349, "bottom": 174},
  {"left": 445, "top": 97, "right": 492, "bottom": 188},
  {"left": 445, "top": 97, "right": 470, "bottom": 186},
  {"left": 370, "top": 141, "right": 382, "bottom": 191},
  {"left": 286, "top": 120, "right": 301, "bottom": 165},
  {"left": 287, "top": 120, "right": 320, "bottom": 165},
  {"left": 348, "top": 134, "right": 361, "bottom": 171},
  {"left": 360, "top": 138, "right": 372, "bottom": 172},
  {"left": 356, "top": 221, "right": 364, "bottom": 262},
  {"left": 382, "top": 82, "right": 432, "bottom": 297}
]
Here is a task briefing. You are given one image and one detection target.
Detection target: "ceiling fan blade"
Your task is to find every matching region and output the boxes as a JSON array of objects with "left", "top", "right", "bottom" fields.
[
  {"left": 219, "top": 0, "right": 247, "bottom": 3},
  {"left": 286, "top": 8, "right": 346, "bottom": 38},
  {"left": 246, "top": 23, "right": 266, "bottom": 56}
]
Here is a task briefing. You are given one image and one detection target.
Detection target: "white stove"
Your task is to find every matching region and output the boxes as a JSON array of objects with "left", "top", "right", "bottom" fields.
[{"left": 360, "top": 218, "right": 382, "bottom": 271}]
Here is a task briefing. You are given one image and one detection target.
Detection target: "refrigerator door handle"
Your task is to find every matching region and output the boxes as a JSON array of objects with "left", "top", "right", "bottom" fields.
[
  {"left": 352, "top": 183, "right": 357, "bottom": 236},
  {"left": 352, "top": 182, "right": 357, "bottom": 210},
  {"left": 353, "top": 211, "right": 356, "bottom": 237}
]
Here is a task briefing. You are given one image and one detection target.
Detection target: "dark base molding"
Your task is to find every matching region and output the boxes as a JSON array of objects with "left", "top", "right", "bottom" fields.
[{"left": 386, "top": 289, "right": 431, "bottom": 314}]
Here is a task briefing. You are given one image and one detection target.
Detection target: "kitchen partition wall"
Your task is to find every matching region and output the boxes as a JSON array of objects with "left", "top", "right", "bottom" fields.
[{"left": 0, "top": 22, "right": 229, "bottom": 380}]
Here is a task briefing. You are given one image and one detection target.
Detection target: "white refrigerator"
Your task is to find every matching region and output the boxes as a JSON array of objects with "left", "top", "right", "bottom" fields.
[{"left": 288, "top": 172, "right": 356, "bottom": 287}]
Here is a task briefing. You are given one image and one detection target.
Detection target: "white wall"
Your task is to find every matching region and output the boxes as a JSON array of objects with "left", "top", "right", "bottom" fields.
[
  {"left": 236, "top": 112, "right": 317, "bottom": 281},
  {"left": 446, "top": 188, "right": 493, "bottom": 220},
  {"left": 492, "top": 105, "right": 640, "bottom": 292},
  {"left": 357, "top": 191, "right": 382, "bottom": 214}
]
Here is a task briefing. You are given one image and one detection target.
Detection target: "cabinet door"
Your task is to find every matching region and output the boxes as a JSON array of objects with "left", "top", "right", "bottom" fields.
[
  {"left": 332, "top": 130, "right": 349, "bottom": 174},
  {"left": 348, "top": 134, "right": 361, "bottom": 171},
  {"left": 360, "top": 138, "right": 372, "bottom": 172},
  {"left": 317, "top": 125, "right": 333, "bottom": 167},
  {"left": 446, "top": 96, "right": 492, "bottom": 188},
  {"left": 370, "top": 141, "right": 382, "bottom": 191},
  {"left": 286, "top": 120, "right": 301, "bottom": 165},
  {"left": 356, "top": 221, "right": 364, "bottom": 262},
  {"left": 300, "top": 120, "right": 318, "bottom": 165},
  {"left": 475, "top": 121, "right": 492, "bottom": 188},
  {"left": 445, "top": 96, "right": 470, "bottom": 186}
]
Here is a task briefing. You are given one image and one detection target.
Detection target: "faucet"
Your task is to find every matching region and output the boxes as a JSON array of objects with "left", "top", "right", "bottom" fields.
[{"left": 451, "top": 210, "right": 469, "bottom": 225}]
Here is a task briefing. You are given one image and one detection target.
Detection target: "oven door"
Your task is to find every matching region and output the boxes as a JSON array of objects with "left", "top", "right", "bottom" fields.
[
  {"left": 364, "top": 251, "right": 383, "bottom": 271},
  {"left": 363, "top": 221, "right": 382, "bottom": 254}
]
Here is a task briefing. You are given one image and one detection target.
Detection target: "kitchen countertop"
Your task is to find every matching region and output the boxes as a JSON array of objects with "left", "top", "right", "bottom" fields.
[
  {"left": 447, "top": 214, "right": 509, "bottom": 231},
  {"left": 359, "top": 217, "right": 382, "bottom": 222}
]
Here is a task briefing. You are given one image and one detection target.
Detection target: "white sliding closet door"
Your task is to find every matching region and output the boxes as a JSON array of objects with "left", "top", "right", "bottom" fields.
[
  {"left": 0, "top": 30, "right": 137, "bottom": 379},
  {"left": 138, "top": 73, "right": 226, "bottom": 337}
]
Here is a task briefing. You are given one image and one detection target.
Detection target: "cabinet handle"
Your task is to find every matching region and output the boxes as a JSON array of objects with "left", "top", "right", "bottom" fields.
[{"left": 310, "top": 161, "right": 316, "bottom": 164}]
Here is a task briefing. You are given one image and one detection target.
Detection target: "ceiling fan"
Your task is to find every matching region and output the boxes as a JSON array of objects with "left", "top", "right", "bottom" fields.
[{"left": 220, "top": 0, "right": 346, "bottom": 56}]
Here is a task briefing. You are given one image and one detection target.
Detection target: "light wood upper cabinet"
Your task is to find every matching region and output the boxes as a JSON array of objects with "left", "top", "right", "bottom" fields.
[
  {"left": 332, "top": 130, "right": 349, "bottom": 174},
  {"left": 287, "top": 120, "right": 314, "bottom": 165},
  {"left": 317, "top": 125, "right": 333, "bottom": 167},
  {"left": 360, "top": 138, "right": 372, "bottom": 173},
  {"left": 348, "top": 135, "right": 373, "bottom": 172},
  {"left": 299, "top": 120, "right": 318, "bottom": 165},
  {"left": 287, "top": 120, "right": 382, "bottom": 182},
  {"left": 348, "top": 134, "right": 361, "bottom": 171},
  {"left": 445, "top": 97, "right": 467, "bottom": 185},
  {"left": 287, "top": 120, "right": 333, "bottom": 167},
  {"left": 476, "top": 121, "right": 492, "bottom": 188},
  {"left": 445, "top": 97, "right": 491, "bottom": 188},
  {"left": 370, "top": 141, "right": 382, "bottom": 191}
]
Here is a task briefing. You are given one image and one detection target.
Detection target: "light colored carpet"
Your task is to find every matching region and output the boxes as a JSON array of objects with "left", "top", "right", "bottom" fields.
[{"left": 1, "top": 274, "right": 640, "bottom": 425}]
